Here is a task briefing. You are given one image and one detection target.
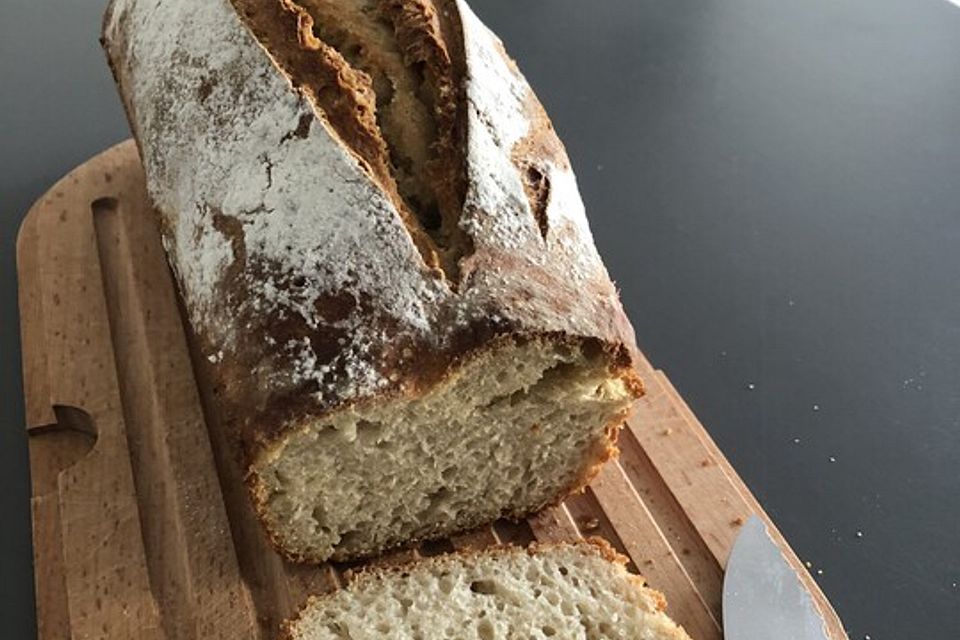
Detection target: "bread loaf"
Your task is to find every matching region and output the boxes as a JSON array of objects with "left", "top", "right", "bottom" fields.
[
  {"left": 102, "top": 0, "right": 642, "bottom": 563},
  {"left": 284, "top": 540, "right": 691, "bottom": 640}
]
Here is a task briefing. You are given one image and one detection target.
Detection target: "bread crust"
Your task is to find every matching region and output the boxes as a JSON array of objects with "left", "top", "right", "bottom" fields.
[{"left": 102, "top": 0, "right": 642, "bottom": 562}]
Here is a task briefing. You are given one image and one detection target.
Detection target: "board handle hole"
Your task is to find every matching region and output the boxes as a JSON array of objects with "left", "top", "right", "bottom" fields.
[{"left": 28, "top": 405, "right": 98, "bottom": 492}]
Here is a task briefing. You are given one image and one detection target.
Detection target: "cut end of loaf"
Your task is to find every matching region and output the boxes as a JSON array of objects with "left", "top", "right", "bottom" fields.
[
  {"left": 282, "top": 539, "right": 690, "bottom": 640},
  {"left": 251, "top": 336, "right": 641, "bottom": 563}
]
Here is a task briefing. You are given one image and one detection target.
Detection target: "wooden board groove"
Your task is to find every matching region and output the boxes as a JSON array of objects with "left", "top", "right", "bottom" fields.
[
  {"left": 616, "top": 427, "right": 724, "bottom": 617},
  {"left": 93, "top": 193, "right": 256, "bottom": 639},
  {"left": 15, "top": 141, "right": 847, "bottom": 639}
]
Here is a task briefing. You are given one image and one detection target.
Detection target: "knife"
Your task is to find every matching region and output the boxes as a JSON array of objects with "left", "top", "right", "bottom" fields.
[{"left": 723, "top": 515, "right": 831, "bottom": 639}]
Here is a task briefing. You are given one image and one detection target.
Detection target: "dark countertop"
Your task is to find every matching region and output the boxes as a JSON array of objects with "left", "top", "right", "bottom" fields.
[{"left": 2, "top": 0, "right": 959, "bottom": 637}]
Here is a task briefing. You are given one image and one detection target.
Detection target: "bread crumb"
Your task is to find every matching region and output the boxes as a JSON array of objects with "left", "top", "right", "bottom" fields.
[
  {"left": 730, "top": 517, "right": 745, "bottom": 527},
  {"left": 699, "top": 459, "right": 712, "bottom": 468},
  {"left": 579, "top": 517, "right": 600, "bottom": 532},
  {"left": 661, "top": 428, "right": 673, "bottom": 436}
]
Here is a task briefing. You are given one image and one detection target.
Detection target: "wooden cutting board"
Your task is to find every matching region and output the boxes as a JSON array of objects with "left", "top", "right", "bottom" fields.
[{"left": 16, "top": 140, "right": 846, "bottom": 640}]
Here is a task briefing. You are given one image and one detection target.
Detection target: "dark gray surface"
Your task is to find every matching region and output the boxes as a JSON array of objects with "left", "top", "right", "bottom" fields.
[{"left": 2, "top": 0, "right": 958, "bottom": 638}]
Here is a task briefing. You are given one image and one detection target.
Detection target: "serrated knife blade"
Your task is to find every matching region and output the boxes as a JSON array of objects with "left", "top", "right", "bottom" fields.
[{"left": 723, "top": 515, "right": 830, "bottom": 640}]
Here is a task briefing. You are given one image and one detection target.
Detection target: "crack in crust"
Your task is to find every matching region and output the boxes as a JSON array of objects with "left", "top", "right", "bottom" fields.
[
  {"left": 231, "top": 0, "right": 471, "bottom": 285},
  {"left": 378, "top": 0, "right": 473, "bottom": 280},
  {"left": 509, "top": 56, "right": 571, "bottom": 243}
]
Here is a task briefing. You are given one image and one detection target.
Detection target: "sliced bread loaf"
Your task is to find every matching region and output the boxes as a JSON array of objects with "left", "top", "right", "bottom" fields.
[
  {"left": 284, "top": 540, "right": 691, "bottom": 640},
  {"left": 102, "top": 0, "right": 642, "bottom": 563}
]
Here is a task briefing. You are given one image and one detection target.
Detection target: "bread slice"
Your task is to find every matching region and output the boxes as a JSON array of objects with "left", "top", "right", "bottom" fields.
[{"left": 284, "top": 540, "right": 690, "bottom": 640}]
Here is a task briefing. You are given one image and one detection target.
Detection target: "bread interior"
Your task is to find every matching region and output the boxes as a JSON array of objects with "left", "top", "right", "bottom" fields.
[
  {"left": 254, "top": 338, "right": 636, "bottom": 562},
  {"left": 285, "top": 542, "right": 688, "bottom": 640}
]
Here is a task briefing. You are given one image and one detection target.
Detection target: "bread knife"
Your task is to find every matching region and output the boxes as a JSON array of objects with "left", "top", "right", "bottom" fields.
[{"left": 723, "top": 515, "right": 831, "bottom": 639}]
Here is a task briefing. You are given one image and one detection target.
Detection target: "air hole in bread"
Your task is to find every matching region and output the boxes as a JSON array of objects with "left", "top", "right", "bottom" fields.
[
  {"left": 338, "top": 530, "right": 364, "bottom": 548},
  {"left": 438, "top": 575, "right": 455, "bottom": 594},
  {"left": 469, "top": 579, "right": 499, "bottom": 595},
  {"left": 477, "top": 619, "right": 495, "bottom": 640}
]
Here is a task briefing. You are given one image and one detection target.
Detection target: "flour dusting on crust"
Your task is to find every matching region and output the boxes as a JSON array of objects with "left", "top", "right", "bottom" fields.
[{"left": 105, "top": 0, "right": 443, "bottom": 400}]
